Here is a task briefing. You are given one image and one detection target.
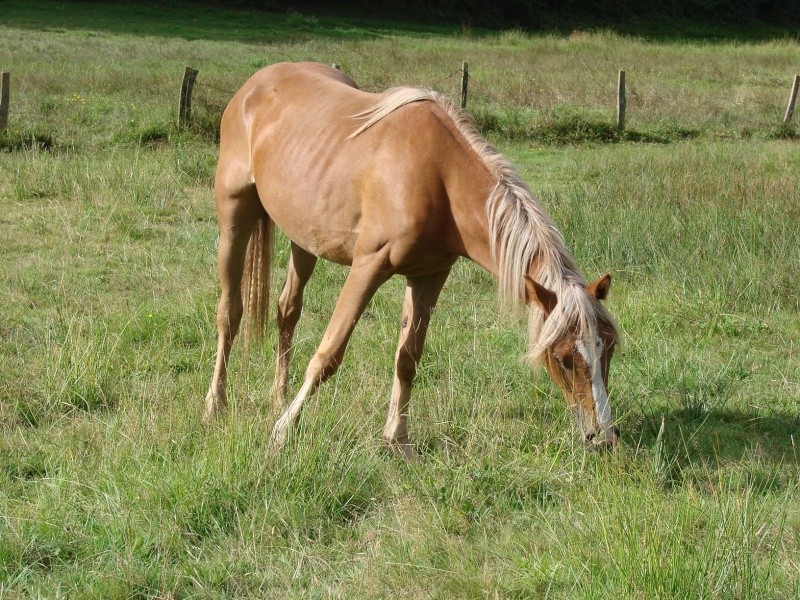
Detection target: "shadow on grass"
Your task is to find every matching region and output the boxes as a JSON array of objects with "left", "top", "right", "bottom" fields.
[
  {"left": 473, "top": 105, "right": 702, "bottom": 145},
  {"left": 1, "top": 0, "right": 460, "bottom": 43},
  {"left": 633, "top": 407, "right": 799, "bottom": 485},
  {"left": 0, "top": 131, "right": 55, "bottom": 152},
  {"left": 3, "top": 0, "right": 796, "bottom": 44}
]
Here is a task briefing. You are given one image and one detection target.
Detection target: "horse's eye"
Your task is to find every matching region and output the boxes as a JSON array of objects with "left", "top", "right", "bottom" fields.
[{"left": 558, "top": 354, "right": 574, "bottom": 370}]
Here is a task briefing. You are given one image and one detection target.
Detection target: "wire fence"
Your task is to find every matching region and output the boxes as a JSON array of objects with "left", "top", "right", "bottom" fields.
[
  {"left": 154, "top": 63, "right": 800, "bottom": 137},
  {"left": 2, "top": 63, "right": 800, "bottom": 145}
]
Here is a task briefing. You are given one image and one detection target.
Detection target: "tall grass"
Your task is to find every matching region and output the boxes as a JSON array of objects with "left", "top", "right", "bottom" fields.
[{"left": 1, "top": 2, "right": 798, "bottom": 598}]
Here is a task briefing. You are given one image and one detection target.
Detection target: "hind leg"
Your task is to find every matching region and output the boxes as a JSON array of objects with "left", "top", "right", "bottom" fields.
[
  {"left": 269, "top": 243, "right": 317, "bottom": 406},
  {"left": 203, "top": 186, "right": 263, "bottom": 422}
]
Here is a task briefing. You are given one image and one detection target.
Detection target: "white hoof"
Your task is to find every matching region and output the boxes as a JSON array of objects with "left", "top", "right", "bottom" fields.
[{"left": 269, "top": 416, "right": 292, "bottom": 450}]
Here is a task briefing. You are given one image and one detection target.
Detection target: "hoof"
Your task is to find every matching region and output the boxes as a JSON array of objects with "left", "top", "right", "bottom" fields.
[
  {"left": 385, "top": 437, "right": 418, "bottom": 461},
  {"left": 202, "top": 391, "right": 226, "bottom": 424},
  {"left": 269, "top": 416, "right": 292, "bottom": 451}
]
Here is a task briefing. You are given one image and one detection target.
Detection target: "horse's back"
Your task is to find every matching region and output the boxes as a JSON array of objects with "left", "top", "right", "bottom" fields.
[
  {"left": 224, "top": 62, "right": 363, "bottom": 149},
  {"left": 218, "top": 62, "right": 470, "bottom": 271}
]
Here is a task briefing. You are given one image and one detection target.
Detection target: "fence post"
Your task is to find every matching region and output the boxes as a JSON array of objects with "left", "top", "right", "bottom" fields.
[
  {"left": 179, "top": 66, "right": 199, "bottom": 128},
  {"left": 460, "top": 61, "right": 469, "bottom": 109},
  {"left": 616, "top": 70, "right": 626, "bottom": 130},
  {"left": 784, "top": 74, "right": 799, "bottom": 123},
  {"left": 0, "top": 72, "right": 9, "bottom": 133}
]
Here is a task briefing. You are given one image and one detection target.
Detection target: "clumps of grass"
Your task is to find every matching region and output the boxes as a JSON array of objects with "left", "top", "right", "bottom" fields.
[
  {"left": 472, "top": 105, "right": 698, "bottom": 145},
  {"left": 577, "top": 472, "right": 792, "bottom": 599},
  {"left": 156, "top": 416, "right": 386, "bottom": 549},
  {"left": 284, "top": 9, "right": 320, "bottom": 31},
  {"left": 471, "top": 105, "right": 531, "bottom": 141},
  {"left": 17, "top": 318, "right": 123, "bottom": 427},
  {"left": 249, "top": 58, "right": 270, "bottom": 71},
  {"left": 112, "top": 99, "right": 222, "bottom": 148},
  {"left": 175, "top": 475, "right": 254, "bottom": 543},
  {"left": 428, "top": 458, "right": 560, "bottom": 531},
  {"left": 0, "top": 438, "right": 52, "bottom": 482},
  {"left": 176, "top": 148, "right": 217, "bottom": 187},
  {"left": 186, "top": 95, "right": 224, "bottom": 143},
  {"left": 267, "top": 429, "right": 386, "bottom": 538},
  {"left": 487, "top": 28, "right": 530, "bottom": 46},
  {"left": 0, "top": 520, "right": 81, "bottom": 578},
  {"left": 0, "top": 131, "right": 55, "bottom": 152},
  {"left": 113, "top": 122, "right": 173, "bottom": 147},
  {"left": 531, "top": 107, "right": 622, "bottom": 144},
  {"left": 765, "top": 122, "right": 800, "bottom": 140},
  {"left": 643, "top": 125, "right": 698, "bottom": 142},
  {"left": 136, "top": 124, "right": 172, "bottom": 146}
]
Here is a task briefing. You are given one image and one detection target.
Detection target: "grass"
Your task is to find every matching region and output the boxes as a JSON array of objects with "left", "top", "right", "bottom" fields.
[{"left": 1, "top": 1, "right": 799, "bottom": 598}]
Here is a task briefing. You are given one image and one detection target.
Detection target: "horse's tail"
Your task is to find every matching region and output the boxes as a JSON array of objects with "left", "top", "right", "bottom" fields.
[{"left": 241, "top": 211, "right": 274, "bottom": 357}]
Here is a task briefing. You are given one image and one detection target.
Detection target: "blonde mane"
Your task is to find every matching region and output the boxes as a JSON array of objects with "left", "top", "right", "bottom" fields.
[{"left": 349, "top": 87, "right": 618, "bottom": 363}]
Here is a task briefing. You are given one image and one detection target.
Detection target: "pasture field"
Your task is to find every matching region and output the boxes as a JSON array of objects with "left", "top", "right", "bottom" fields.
[{"left": 1, "top": 2, "right": 799, "bottom": 597}]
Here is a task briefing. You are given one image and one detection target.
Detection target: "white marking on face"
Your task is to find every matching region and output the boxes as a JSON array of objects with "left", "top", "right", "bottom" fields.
[{"left": 576, "top": 339, "right": 612, "bottom": 430}]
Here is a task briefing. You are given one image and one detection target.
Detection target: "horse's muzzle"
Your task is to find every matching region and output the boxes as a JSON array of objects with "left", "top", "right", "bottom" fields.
[{"left": 585, "top": 425, "right": 620, "bottom": 451}]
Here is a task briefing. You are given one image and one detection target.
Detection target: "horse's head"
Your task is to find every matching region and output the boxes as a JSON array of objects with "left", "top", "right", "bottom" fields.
[{"left": 524, "top": 274, "right": 619, "bottom": 450}]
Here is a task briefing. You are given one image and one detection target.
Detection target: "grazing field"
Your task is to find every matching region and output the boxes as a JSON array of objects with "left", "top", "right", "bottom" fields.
[{"left": 1, "top": 1, "right": 799, "bottom": 597}]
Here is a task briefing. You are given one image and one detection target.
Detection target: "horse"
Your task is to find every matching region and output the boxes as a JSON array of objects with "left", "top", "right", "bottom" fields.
[{"left": 203, "top": 62, "right": 620, "bottom": 456}]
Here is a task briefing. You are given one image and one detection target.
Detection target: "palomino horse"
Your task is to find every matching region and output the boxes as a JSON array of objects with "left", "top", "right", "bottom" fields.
[{"left": 204, "top": 62, "right": 620, "bottom": 455}]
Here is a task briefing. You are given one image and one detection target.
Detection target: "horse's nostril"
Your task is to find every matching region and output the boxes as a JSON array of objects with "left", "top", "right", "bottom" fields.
[
  {"left": 585, "top": 432, "right": 596, "bottom": 443},
  {"left": 612, "top": 426, "right": 621, "bottom": 440}
]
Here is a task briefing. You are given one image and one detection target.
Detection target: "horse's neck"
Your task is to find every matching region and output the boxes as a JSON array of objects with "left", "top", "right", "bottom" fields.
[
  {"left": 442, "top": 134, "right": 576, "bottom": 295},
  {"left": 446, "top": 160, "right": 499, "bottom": 276},
  {"left": 448, "top": 161, "right": 579, "bottom": 307}
]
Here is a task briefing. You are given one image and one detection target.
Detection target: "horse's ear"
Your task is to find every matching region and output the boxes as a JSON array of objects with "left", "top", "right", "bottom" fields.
[
  {"left": 587, "top": 273, "right": 612, "bottom": 301},
  {"left": 524, "top": 276, "right": 558, "bottom": 316}
]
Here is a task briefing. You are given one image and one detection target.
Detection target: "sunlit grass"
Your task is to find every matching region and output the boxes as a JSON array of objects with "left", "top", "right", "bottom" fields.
[{"left": 1, "top": 2, "right": 799, "bottom": 598}]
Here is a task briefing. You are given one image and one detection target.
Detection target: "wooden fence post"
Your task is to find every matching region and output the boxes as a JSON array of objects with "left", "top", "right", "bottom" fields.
[
  {"left": 616, "top": 70, "right": 626, "bottom": 130},
  {"left": 784, "top": 74, "right": 799, "bottom": 123},
  {"left": 460, "top": 61, "right": 469, "bottom": 109},
  {"left": 0, "top": 72, "right": 9, "bottom": 134},
  {"left": 179, "top": 66, "right": 199, "bottom": 127}
]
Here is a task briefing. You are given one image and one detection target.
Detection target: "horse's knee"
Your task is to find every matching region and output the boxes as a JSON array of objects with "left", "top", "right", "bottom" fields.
[{"left": 395, "top": 350, "right": 418, "bottom": 383}]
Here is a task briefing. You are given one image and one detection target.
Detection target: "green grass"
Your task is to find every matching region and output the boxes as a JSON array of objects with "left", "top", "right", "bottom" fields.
[{"left": 1, "top": 2, "right": 799, "bottom": 598}]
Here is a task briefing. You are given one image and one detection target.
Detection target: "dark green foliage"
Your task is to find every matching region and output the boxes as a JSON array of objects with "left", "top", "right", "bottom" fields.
[
  {"left": 0, "top": 131, "right": 55, "bottom": 152},
  {"left": 235, "top": 0, "right": 800, "bottom": 29},
  {"left": 766, "top": 122, "right": 800, "bottom": 140}
]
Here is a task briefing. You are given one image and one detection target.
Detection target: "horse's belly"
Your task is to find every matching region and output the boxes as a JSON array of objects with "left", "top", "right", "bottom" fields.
[
  {"left": 293, "top": 225, "right": 357, "bottom": 265},
  {"left": 260, "top": 192, "right": 359, "bottom": 265}
]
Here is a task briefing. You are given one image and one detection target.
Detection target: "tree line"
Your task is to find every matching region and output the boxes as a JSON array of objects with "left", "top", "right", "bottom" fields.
[{"left": 227, "top": 0, "right": 799, "bottom": 29}]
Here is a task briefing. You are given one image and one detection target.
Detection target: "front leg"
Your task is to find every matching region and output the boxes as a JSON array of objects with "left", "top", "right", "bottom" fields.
[
  {"left": 384, "top": 269, "right": 450, "bottom": 459},
  {"left": 270, "top": 250, "right": 392, "bottom": 450}
]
